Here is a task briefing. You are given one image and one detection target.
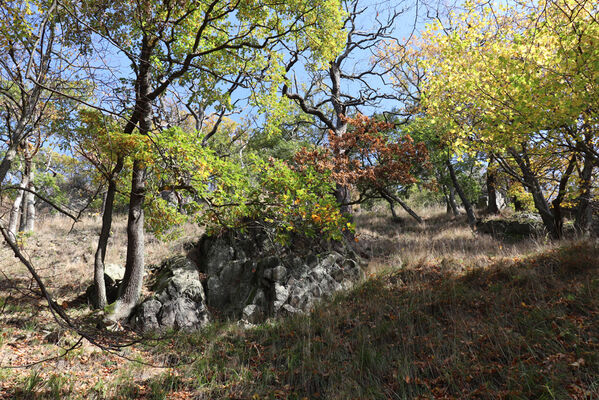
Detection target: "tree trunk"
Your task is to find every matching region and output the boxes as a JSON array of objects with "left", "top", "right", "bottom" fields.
[
  {"left": 334, "top": 183, "right": 352, "bottom": 216},
  {"left": 92, "top": 162, "right": 122, "bottom": 309},
  {"left": 575, "top": 153, "right": 595, "bottom": 235},
  {"left": 0, "top": 146, "right": 18, "bottom": 186},
  {"left": 486, "top": 154, "right": 500, "bottom": 214},
  {"left": 445, "top": 186, "right": 460, "bottom": 217},
  {"left": 8, "top": 171, "right": 28, "bottom": 241},
  {"left": 380, "top": 189, "right": 423, "bottom": 224},
  {"left": 106, "top": 35, "right": 154, "bottom": 323},
  {"left": 508, "top": 147, "right": 559, "bottom": 238},
  {"left": 551, "top": 154, "right": 576, "bottom": 239},
  {"left": 446, "top": 159, "right": 477, "bottom": 227},
  {"left": 387, "top": 198, "right": 400, "bottom": 221},
  {"left": 24, "top": 163, "right": 36, "bottom": 232},
  {"left": 108, "top": 160, "right": 146, "bottom": 322}
]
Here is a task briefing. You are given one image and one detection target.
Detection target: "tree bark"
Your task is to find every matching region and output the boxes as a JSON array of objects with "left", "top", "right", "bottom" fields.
[
  {"left": 109, "top": 159, "right": 146, "bottom": 322},
  {"left": 508, "top": 147, "right": 559, "bottom": 238},
  {"left": 387, "top": 198, "right": 400, "bottom": 221},
  {"left": 551, "top": 153, "right": 576, "bottom": 239},
  {"left": 24, "top": 163, "right": 36, "bottom": 232},
  {"left": 8, "top": 170, "right": 28, "bottom": 241},
  {"left": 379, "top": 188, "right": 423, "bottom": 224},
  {"left": 446, "top": 159, "right": 477, "bottom": 227},
  {"left": 575, "top": 152, "right": 595, "bottom": 235},
  {"left": 92, "top": 160, "right": 123, "bottom": 309},
  {"left": 445, "top": 185, "right": 460, "bottom": 217},
  {"left": 0, "top": 147, "right": 19, "bottom": 186},
  {"left": 486, "top": 154, "right": 500, "bottom": 214}
]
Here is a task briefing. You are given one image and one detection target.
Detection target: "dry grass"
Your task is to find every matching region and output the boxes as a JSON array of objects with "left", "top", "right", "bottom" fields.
[
  {"left": 0, "top": 212, "right": 202, "bottom": 398},
  {"left": 355, "top": 206, "right": 549, "bottom": 274}
]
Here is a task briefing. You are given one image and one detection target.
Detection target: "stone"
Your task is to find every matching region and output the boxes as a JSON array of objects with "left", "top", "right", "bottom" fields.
[
  {"left": 133, "top": 299, "right": 162, "bottom": 331},
  {"left": 206, "top": 276, "right": 227, "bottom": 308},
  {"left": 242, "top": 304, "right": 264, "bottom": 324},
  {"left": 279, "top": 304, "right": 299, "bottom": 316},
  {"left": 131, "top": 256, "right": 210, "bottom": 332},
  {"left": 273, "top": 283, "right": 289, "bottom": 311},
  {"left": 193, "top": 226, "right": 365, "bottom": 323},
  {"left": 104, "top": 263, "right": 125, "bottom": 281},
  {"left": 271, "top": 266, "right": 287, "bottom": 282},
  {"left": 309, "top": 265, "right": 326, "bottom": 281}
]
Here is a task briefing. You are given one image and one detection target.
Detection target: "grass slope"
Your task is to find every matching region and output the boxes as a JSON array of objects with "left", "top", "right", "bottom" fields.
[
  {"left": 1, "top": 211, "right": 598, "bottom": 399},
  {"left": 115, "top": 241, "right": 599, "bottom": 399}
]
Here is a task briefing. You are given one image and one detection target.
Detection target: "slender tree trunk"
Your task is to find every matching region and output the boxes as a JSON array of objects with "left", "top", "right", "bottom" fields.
[
  {"left": 446, "top": 159, "right": 477, "bottom": 227},
  {"left": 380, "top": 188, "right": 423, "bottom": 224},
  {"left": 445, "top": 185, "right": 460, "bottom": 217},
  {"left": 387, "top": 198, "right": 399, "bottom": 221},
  {"left": 486, "top": 154, "right": 500, "bottom": 214},
  {"left": 8, "top": 172, "right": 28, "bottom": 241},
  {"left": 92, "top": 160, "right": 123, "bottom": 309},
  {"left": 109, "top": 160, "right": 146, "bottom": 322},
  {"left": 551, "top": 154, "right": 576, "bottom": 239},
  {"left": 509, "top": 147, "right": 559, "bottom": 238},
  {"left": 575, "top": 152, "right": 595, "bottom": 235},
  {"left": 24, "top": 163, "right": 36, "bottom": 232}
]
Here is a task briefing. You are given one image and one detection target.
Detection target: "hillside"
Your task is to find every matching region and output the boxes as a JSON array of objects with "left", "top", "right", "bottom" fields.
[{"left": 1, "top": 209, "right": 598, "bottom": 399}]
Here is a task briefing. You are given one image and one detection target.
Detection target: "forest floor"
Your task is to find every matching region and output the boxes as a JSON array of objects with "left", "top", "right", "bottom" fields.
[{"left": 0, "top": 207, "right": 598, "bottom": 399}]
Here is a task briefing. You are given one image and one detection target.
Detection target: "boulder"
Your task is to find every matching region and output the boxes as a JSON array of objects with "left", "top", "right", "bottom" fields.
[{"left": 130, "top": 256, "right": 209, "bottom": 332}]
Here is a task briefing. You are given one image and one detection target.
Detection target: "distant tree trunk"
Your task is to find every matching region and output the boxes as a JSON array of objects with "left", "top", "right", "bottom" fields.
[
  {"left": 486, "top": 155, "right": 500, "bottom": 214},
  {"left": 92, "top": 159, "right": 123, "bottom": 309},
  {"left": 446, "top": 159, "right": 477, "bottom": 227},
  {"left": 24, "top": 163, "right": 36, "bottom": 232},
  {"left": 575, "top": 152, "right": 595, "bottom": 235},
  {"left": 444, "top": 185, "right": 460, "bottom": 217},
  {"left": 508, "top": 146, "right": 559, "bottom": 238},
  {"left": 388, "top": 200, "right": 399, "bottom": 221},
  {"left": 8, "top": 171, "right": 28, "bottom": 241},
  {"left": 19, "top": 160, "right": 34, "bottom": 232},
  {"left": 551, "top": 154, "right": 576, "bottom": 239},
  {"left": 379, "top": 188, "right": 423, "bottom": 224}
]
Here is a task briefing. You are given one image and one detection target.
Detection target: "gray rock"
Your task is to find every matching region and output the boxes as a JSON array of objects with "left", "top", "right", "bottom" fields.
[
  {"left": 273, "top": 283, "right": 289, "bottom": 311},
  {"left": 253, "top": 289, "right": 267, "bottom": 309},
  {"left": 309, "top": 265, "right": 326, "bottom": 281},
  {"left": 193, "top": 228, "right": 365, "bottom": 323},
  {"left": 279, "top": 304, "right": 299, "bottom": 316},
  {"left": 131, "top": 257, "right": 210, "bottom": 332},
  {"left": 271, "top": 266, "right": 287, "bottom": 282},
  {"left": 242, "top": 304, "right": 264, "bottom": 324},
  {"left": 133, "top": 299, "right": 162, "bottom": 331},
  {"left": 105, "top": 263, "right": 125, "bottom": 281},
  {"left": 206, "top": 276, "right": 227, "bottom": 308}
]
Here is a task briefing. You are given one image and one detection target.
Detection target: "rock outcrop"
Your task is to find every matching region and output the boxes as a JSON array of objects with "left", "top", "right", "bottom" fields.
[
  {"left": 131, "top": 226, "right": 365, "bottom": 331},
  {"left": 193, "top": 227, "right": 364, "bottom": 324}
]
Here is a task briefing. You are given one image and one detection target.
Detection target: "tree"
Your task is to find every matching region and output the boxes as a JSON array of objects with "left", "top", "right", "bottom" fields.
[
  {"left": 65, "top": 0, "right": 346, "bottom": 321},
  {"left": 0, "top": 1, "right": 65, "bottom": 186},
  {"left": 415, "top": 0, "right": 599, "bottom": 237},
  {"left": 294, "top": 114, "right": 428, "bottom": 222},
  {"left": 281, "top": 0, "right": 422, "bottom": 222}
]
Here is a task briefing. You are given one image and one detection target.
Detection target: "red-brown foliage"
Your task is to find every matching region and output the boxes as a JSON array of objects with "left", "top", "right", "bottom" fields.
[{"left": 294, "top": 114, "right": 428, "bottom": 188}]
